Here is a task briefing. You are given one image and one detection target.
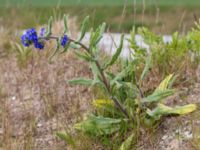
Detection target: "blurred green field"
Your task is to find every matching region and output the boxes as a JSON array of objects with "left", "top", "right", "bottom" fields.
[
  {"left": 1, "top": 0, "right": 200, "bottom": 7},
  {"left": 0, "top": 0, "right": 200, "bottom": 34}
]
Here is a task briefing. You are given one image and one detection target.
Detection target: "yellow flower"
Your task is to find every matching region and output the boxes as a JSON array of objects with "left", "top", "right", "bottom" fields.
[{"left": 92, "top": 99, "right": 114, "bottom": 108}]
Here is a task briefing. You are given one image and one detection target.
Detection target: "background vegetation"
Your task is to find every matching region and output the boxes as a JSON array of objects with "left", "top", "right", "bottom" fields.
[
  {"left": 1, "top": 0, "right": 200, "bottom": 6},
  {"left": 1, "top": 0, "right": 200, "bottom": 33},
  {"left": 1, "top": 0, "right": 200, "bottom": 150}
]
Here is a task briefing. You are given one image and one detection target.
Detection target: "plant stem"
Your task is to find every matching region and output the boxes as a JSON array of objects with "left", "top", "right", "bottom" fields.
[
  {"left": 71, "top": 39, "right": 131, "bottom": 119},
  {"left": 136, "top": 83, "right": 144, "bottom": 98},
  {"left": 94, "top": 61, "right": 110, "bottom": 92},
  {"left": 134, "top": 75, "right": 144, "bottom": 99},
  {"left": 42, "top": 35, "right": 131, "bottom": 119}
]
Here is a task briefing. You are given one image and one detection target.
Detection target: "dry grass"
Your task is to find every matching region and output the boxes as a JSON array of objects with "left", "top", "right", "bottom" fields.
[
  {"left": 0, "top": 49, "right": 93, "bottom": 149},
  {"left": 0, "top": 18, "right": 94, "bottom": 150},
  {"left": 0, "top": 15, "right": 200, "bottom": 150}
]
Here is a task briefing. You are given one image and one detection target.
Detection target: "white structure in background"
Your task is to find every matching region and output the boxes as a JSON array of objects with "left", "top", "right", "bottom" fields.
[{"left": 81, "top": 33, "right": 172, "bottom": 59}]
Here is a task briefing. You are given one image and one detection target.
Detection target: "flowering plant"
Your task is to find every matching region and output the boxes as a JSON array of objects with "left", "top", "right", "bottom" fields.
[
  {"left": 21, "top": 16, "right": 69, "bottom": 51},
  {"left": 21, "top": 15, "right": 197, "bottom": 149}
]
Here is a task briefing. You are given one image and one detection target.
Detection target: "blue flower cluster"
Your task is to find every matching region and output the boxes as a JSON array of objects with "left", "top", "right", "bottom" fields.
[
  {"left": 21, "top": 28, "right": 44, "bottom": 49},
  {"left": 60, "top": 35, "right": 68, "bottom": 47},
  {"left": 21, "top": 28, "right": 69, "bottom": 50}
]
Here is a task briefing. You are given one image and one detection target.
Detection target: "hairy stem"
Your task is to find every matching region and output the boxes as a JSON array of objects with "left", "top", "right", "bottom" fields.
[
  {"left": 136, "top": 83, "right": 144, "bottom": 98},
  {"left": 42, "top": 35, "right": 131, "bottom": 119},
  {"left": 72, "top": 39, "right": 131, "bottom": 119}
]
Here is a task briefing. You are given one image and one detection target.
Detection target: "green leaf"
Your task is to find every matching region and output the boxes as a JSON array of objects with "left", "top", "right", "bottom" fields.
[
  {"left": 69, "top": 43, "right": 81, "bottom": 49},
  {"left": 48, "top": 38, "right": 60, "bottom": 61},
  {"left": 68, "top": 78, "right": 93, "bottom": 86},
  {"left": 90, "top": 22, "right": 106, "bottom": 48},
  {"left": 140, "top": 54, "right": 152, "bottom": 82},
  {"left": 15, "top": 43, "right": 24, "bottom": 54},
  {"left": 147, "top": 103, "right": 197, "bottom": 120},
  {"left": 111, "top": 63, "right": 133, "bottom": 86},
  {"left": 90, "top": 62, "right": 101, "bottom": 80},
  {"left": 129, "top": 27, "right": 140, "bottom": 51},
  {"left": 56, "top": 132, "right": 76, "bottom": 148},
  {"left": 138, "top": 27, "right": 162, "bottom": 44},
  {"left": 61, "top": 41, "right": 71, "bottom": 53},
  {"left": 91, "top": 47, "right": 100, "bottom": 57},
  {"left": 155, "top": 74, "right": 174, "bottom": 91},
  {"left": 63, "top": 14, "right": 69, "bottom": 34},
  {"left": 96, "top": 22, "right": 106, "bottom": 44},
  {"left": 77, "top": 16, "right": 90, "bottom": 42},
  {"left": 74, "top": 50, "right": 93, "bottom": 62},
  {"left": 142, "top": 74, "right": 176, "bottom": 104},
  {"left": 119, "top": 133, "right": 134, "bottom": 150},
  {"left": 46, "top": 16, "right": 53, "bottom": 37},
  {"left": 74, "top": 115, "right": 123, "bottom": 136},
  {"left": 168, "top": 104, "right": 197, "bottom": 115},
  {"left": 104, "top": 34, "right": 124, "bottom": 69},
  {"left": 168, "top": 75, "right": 177, "bottom": 89},
  {"left": 142, "top": 89, "right": 174, "bottom": 103}
]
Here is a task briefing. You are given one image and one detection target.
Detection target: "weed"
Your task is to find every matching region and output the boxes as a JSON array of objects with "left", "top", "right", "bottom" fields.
[
  {"left": 20, "top": 15, "right": 198, "bottom": 149},
  {"left": 12, "top": 43, "right": 33, "bottom": 69}
]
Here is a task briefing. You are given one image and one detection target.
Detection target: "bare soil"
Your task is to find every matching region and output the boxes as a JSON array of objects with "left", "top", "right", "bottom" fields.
[{"left": 0, "top": 26, "right": 200, "bottom": 150}]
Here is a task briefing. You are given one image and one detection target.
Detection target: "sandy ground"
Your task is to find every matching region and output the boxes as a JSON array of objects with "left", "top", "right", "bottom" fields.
[
  {"left": 0, "top": 49, "right": 93, "bottom": 149},
  {"left": 0, "top": 25, "right": 200, "bottom": 150}
]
